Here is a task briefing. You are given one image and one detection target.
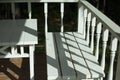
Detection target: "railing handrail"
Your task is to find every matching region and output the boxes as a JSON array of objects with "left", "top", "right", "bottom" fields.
[
  {"left": 0, "top": 0, "right": 120, "bottom": 40},
  {"left": 80, "top": 0, "right": 120, "bottom": 40},
  {"left": 0, "top": 0, "right": 78, "bottom": 3}
]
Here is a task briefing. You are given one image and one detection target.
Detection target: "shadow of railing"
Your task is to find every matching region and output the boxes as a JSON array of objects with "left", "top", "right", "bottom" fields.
[
  {"left": 0, "top": 58, "right": 30, "bottom": 80},
  {"left": 46, "top": 32, "right": 104, "bottom": 79}
]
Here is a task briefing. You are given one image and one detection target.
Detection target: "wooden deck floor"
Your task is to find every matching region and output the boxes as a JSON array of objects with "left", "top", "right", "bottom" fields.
[{"left": 0, "top": 52, "right": 47, "bottom": 80}]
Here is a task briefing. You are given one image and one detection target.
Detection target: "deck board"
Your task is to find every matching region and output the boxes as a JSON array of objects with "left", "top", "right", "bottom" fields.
[
  {"left": 46, "top": 33, "right": 61, "bottom": 80},
  {"left": 72, "top": 32, "right": 105, "bottom": 78},
  {"left": 55, "top": 33, "right": 76, "bottom": 80},
  {"left": 46, "top": 32, "right": 104, "bottom": 80},
  {"left": 63, "top": 33, "right": 91, "bottom": 79}
]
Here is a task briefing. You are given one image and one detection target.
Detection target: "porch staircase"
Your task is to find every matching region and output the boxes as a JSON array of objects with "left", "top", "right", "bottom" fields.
[{"left": 46, "top": 32, "right": 104, "bottom": 80}]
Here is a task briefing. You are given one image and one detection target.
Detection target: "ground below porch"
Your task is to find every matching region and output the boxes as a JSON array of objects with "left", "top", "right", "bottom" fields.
[{"left": 0, "top": 52, "right": 47, "bottom": 80}]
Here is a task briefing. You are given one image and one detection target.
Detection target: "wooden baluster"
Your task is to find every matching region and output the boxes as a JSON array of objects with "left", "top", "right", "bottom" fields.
[
  {"left": 44, "top": 3, "right": 48, "bottom": 37},
  {"left": 20, "top": 46, "right": 24, "bottom": 55},
  {"left": 78, "top": 2, "right": 84, "bottom": 35},
  {"left": 28, "top": 2, "right": 32, "bottom": 19},
  {"left": 11, "top": 47, "right": 14, "bottom": 55},
  {"left": 86, "top": 12, "right": 91, "bottom": 45},
  {"left": 101, "top": 28, "right": 109, "bottom": 71},
  {"left": 29, "top": 45, "right": 35, "bottom": 80},
  {"left": 60, "top": 3, "right": 64, "bottom": 32},
  {"left": 83, "top": 9, "right": 87, "bottom": 39},
  {"left": 11, "top": 46, "right": 17, "bottom": 55},
  {"left": 95, "top": 22, "right": 102, "bottom": 60},
  {"left": 108, "top": 36, "right": 118, "bottom": 80},
  {"left": 90, "top": 17, "right": 96, "bottom": 52}
]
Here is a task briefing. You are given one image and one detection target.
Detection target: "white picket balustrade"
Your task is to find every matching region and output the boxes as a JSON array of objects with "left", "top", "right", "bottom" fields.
[
  {"left": 0, "top": 0, "right": 120, "bottom": 80},
  {"left": 80, "top": 1, "right": 120, "bottom": 80}
]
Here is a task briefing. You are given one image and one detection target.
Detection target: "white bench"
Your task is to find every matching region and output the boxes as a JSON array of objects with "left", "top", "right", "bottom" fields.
[
  {"left": 0, "top": 19, "right": 38, "bottom": 80},
  {"left": 46, "top": 32, "right": 104, "bottom": 80}
]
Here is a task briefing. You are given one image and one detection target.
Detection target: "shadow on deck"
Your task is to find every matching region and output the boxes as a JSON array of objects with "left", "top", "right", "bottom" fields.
[{"left": 0, "top": 52, "right": 47, "bottom": 80}]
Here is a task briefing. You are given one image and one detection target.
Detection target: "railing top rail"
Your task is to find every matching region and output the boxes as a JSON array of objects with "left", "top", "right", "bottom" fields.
[
  {"left": 0, "top": 0, "right": 78, "bottom": 3},
  {"left": 80, "top": 0, "right": 120, "bottom": 40}
]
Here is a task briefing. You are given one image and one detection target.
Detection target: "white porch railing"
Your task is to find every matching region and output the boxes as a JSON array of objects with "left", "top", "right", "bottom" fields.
[
  {"left": 0, "top": 0, "right": 120, "bottom": 80},
  {"left": 79, "top": 1, "right": 120, "bottom": 80}
]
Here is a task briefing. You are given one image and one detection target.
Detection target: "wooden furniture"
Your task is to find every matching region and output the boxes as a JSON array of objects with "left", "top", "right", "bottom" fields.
[{"left": 0, "top": 19, "right": 37, "bottom": 80}]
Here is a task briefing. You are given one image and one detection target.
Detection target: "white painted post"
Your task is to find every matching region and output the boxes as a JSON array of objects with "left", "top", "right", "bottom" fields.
[
  {"left": 28, "top": 2, "right": 32, "bottom": 19},
  {"left": 78, "top": 1, "right": 84, "bottom": 35},
  {"left": 90, "top": 17, "right": 96, "bottom": 52},
  {"left": 60, "top": 3, "right": 64, "bottom": 32},
  {"left": 86, "top": 12, "right": 91, "bottom": 45},
  {"left": 95, "top": 22, "right": 102, "bottom": 60},
  {"left": 11, "top": 46, "right": 15, "bottom": 55},
  {"left": 108, "top": 36, "right": 118, "bottom": 80},
  {"left": 29, "top": 45, "right": 35, "bottom": 80},
  {"left": 83, "top": 9, "right": 88, "bottom": 39},
  {"left": 115, "top": 44, "right": 120, "bottom": 80},
  {"left": 101, "top": 28, "right": 109, "bottom": 72},
  {"left": 44, "top": 3, "right": 48, "bottom": 38},
  {"left": 20, "top": 46, "right": 24, "bottom": 55},
  {"left": 11, "top": 3, "right": 17, "bottom": 55}
]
